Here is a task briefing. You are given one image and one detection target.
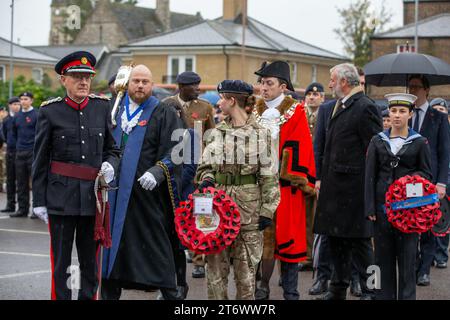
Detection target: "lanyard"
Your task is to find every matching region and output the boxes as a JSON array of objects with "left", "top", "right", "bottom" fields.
[{"left": 125, "top": 94, "right": 145, "bottom": 122}]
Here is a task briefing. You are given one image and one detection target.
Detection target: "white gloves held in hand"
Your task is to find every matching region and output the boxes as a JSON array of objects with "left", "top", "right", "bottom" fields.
[
  {"left": 100, "top": 162, "right": 114, "bottom": 184},
  {"left": 33, "top": 206, "right": 48, "bottom": 224},
  {"left": 138, "top": 172, "right": 157, "bottom": 191}
]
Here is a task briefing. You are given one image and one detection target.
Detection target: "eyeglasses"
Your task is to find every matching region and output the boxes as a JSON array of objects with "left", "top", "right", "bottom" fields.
[{"left": 408, "top": 84, "right": 424, "bottom": 90}]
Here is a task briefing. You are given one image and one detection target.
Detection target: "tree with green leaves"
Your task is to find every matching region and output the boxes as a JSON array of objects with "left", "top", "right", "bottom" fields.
[{"left": 334, "top": 0, "right": 392, "bottom": 67}]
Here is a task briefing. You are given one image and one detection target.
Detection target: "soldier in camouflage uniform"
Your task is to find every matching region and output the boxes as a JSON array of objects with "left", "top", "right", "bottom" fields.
[{"left": 196, "top": 80, "right": 280, "bottom": 300}]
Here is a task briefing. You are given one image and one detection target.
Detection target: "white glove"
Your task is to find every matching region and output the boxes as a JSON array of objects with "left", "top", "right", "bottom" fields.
[
  {"left": 138, "top": 172, "right": 157, "bottom": 191},
  {"left": 33, "top": 206, "right": 48, "bottom": 224},
  {"left": 100, "top": 162, "right": 114, "bottom": 184}
]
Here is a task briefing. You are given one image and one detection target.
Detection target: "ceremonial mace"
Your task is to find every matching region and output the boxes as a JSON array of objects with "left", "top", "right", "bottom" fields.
[{"left": 111, "top": 64, "right": 134, "bottom": 127}]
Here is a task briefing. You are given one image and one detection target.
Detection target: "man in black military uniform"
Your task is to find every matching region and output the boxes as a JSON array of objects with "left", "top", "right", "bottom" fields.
[
  {"left": 1, "top": 97, "right": 21, "bottom": 212},
  {"left": 31, "top": 51, "right": 120, "bottom": 300},
  {"left": 10, "top": 92, "right": 38, "bottom": 218}
]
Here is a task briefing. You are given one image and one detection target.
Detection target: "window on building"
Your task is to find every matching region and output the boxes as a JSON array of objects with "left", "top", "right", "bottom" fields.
[
  {"left": 397, "top": 44, "right": 416, "bottom": 53},
  {"left": 0, "top": 65, "right": 5, "bottom": 82},
  {"left": 311, "top": 65, "right": 318, "bottom": 82},
  {"left": 287, "top": 61, "right": 297, "bottom": 85},
  {"left": 32, "top": 68, "right": 44, "bottom": 84},
  {"left": 166, "top": 56, "right": 196, "bottom": 83}
]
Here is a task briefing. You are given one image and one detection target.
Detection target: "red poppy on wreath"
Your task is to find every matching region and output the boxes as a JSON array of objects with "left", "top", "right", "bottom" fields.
[
  {"left": 138, "top": 120, "right": 148, "bottom": 127},
  {"left": 385, "top": 175, "right": 441, "bottom": 234},
  {"left": 175, "top": 187, "right": 241, "bottom": 255},
  {"left": 191, "top": 112, "right": 199, "bottom": 120}
]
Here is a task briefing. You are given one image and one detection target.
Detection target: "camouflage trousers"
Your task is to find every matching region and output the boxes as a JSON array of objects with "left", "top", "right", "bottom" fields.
[{"left": 206, "top": 229, "right": 263, "bottom": 300}]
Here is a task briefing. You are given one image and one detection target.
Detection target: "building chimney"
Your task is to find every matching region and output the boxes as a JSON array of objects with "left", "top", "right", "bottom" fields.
[
  {"left": 156, "top": 0, "right": 171, "bottom": 32},
  {"left": 223, "top": 0, "right": 247, "bottom": 21}
]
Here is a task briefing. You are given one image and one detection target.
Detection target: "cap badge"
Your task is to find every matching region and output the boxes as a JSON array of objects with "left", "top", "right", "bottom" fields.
[{"left": 81, "top": 57, "right": 88, "bottom": 65}]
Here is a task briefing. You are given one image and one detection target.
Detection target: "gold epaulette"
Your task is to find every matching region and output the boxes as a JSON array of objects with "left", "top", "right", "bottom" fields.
[
  {"left": 40, "top": 97, "right": 62, "bottom": 107},
  {"left": 89, "top": 94, "right": 110, "bottom": 101}
]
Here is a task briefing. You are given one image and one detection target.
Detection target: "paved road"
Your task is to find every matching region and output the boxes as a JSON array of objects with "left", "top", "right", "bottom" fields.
[{"left": 0, "top": 192, "right": 449, "bottom": 300}]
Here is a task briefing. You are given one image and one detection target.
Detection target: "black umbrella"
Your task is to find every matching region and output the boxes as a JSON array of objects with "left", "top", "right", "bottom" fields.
[{"left": 364, "top": 52, "right": 450, "bottom": 87}]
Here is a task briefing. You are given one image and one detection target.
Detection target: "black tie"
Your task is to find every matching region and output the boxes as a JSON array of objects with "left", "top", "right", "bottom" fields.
[{"left": 413, "top": 109, "right": 421, "bottom": 132}]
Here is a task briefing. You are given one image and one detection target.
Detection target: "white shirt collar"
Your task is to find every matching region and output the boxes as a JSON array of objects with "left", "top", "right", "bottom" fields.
[
  {"left": 22, "top": 107, "right": 34, "bottom": 113},
  {"left": 416, "top": 101, "right": 429, "bottom": 113},
  {"left": 266, "top": 93, "right": 285, "bottom": 109}
]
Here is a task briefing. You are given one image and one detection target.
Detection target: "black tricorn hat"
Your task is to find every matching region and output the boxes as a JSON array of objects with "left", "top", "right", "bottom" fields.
[{"left": 254, "top": 60, "right": 295, "bottom": 91}]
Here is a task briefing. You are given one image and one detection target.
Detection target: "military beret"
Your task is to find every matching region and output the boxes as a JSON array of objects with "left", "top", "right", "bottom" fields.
[
  {"left": 108, "top": 73, "right": 117, "bottom": 86},
  {"left": 430, "top": 98, "right": 448, "bottom": 109},
  {"left": 19, "top": 92, "right": 33, "bottom": 99},
  {"left": 217, "top": 80, "right": 253, "bottom": 96},
  {"left": 8, "top": 96, "right": 20, "bottom": 104},
  {"left": 55, "top": 51, "right": 96, "bottom": 75},
  {"left": 0, "top": 106, "right": 5, "bottom": 111},
  {"left": 381, "top": 109, "right": 390, "bottom": 118},
  {"left": 176, "top": 71, "right": 201, "bottom": 85},
  {"left": 305, "top": 82, "right": 324, "bottom": 95}
]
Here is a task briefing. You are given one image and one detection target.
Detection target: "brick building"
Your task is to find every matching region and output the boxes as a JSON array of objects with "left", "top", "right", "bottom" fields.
[
  {"left": 116, "top": 0, "right": 347, "bottom": 92},
  {"left": 370, "top": 0, "right": 450, "bottom": 99}
]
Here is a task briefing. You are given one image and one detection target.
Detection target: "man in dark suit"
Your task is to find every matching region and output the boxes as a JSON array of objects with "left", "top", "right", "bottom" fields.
[
  {"left": 313, "top": 63, "right": 382, "bottom": 300},
  {"left": 408, "top": 75, "right": 450, "bottom": 286}
]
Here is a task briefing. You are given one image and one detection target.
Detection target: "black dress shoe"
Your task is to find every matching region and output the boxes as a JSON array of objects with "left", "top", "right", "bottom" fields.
[
  {"left": 417, "top": 274, "right": 430, "bottom": 286},
  {"left": 436, "top": 262, "right": 447, "bottom": 269},
  {"left": 1, "top": 207, "right": 15, "bottom": 213},
  {"left": 9, "top": 211, "right": 28, "bottom": 218},
  {"left": 177, "top": 284, "right": 189, "bottom": 300},
  {"left": 308, "top": 279, "right": 328, "bottom": 295},
  {"left": 255, "top": 287, "right": 269, "bottom": 300},
  {"left": 350, "top": 280, "right": 362, "bottom": 297},
  {"left": 192, "top": 266, "right": 205, "bottom": 278}
]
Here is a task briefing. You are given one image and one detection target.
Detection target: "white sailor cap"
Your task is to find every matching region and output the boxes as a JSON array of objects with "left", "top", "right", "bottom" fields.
[{"left": 384, "top": 93, "right": 417, "bottom": 110}]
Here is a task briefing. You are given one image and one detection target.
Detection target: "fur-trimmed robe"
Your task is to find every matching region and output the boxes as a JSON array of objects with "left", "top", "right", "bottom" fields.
[{"left": 256, "top": 96, "right": 316, "bottom": 263}]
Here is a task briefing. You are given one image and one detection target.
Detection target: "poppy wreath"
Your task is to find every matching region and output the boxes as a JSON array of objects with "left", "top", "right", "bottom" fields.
[
  {"left": 385, "top": 175, "right": 441, "bottom": 234},
  {"left": 175, "top": 187, "right": 241, "bottom": 255}
]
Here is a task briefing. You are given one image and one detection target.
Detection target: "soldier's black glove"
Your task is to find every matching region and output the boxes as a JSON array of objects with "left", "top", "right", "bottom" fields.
[
  {"left": 197, "top": 179, "right": 215, "bottom": 192},
  {"left": 258, "top": 216, "right": 272, "bottom": 231}
]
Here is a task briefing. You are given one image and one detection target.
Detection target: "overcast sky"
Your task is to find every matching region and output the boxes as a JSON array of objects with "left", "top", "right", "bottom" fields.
[{"left": 0, "top": 0, "right": 403, "bottom": 54}]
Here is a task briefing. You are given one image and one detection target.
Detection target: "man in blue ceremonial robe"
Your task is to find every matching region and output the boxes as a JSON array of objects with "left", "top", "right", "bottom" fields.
[{"left": 101, "top": 65, "right": 184, "bottom": 300}]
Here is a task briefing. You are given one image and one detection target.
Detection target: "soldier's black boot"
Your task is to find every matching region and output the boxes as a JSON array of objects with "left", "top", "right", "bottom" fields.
[
  {"left": 309, "top": 279, "right": 328, "bottom": 295},
  {"left": 9, "top": 210, "right": 27, "bottom": 218},
  {"left": 1, "top": 205, "right": 15, "bottom": 212},
  {"left": 192, "top": 266, "right": 205, "bottom": 278}
]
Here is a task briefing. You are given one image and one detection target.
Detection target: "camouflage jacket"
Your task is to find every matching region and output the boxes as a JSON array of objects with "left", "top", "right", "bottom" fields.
[{"left": 195, "top": 115, "right": 280, "bottom": 230}]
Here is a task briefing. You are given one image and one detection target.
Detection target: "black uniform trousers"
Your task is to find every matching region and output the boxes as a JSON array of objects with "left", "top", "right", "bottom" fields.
[
  {"left": 417, "top": 231, "right": 437, "bottom": 277},
  {"left": 328, "top": 236, "right": 375, "bottom": 299},
  {"left": 316, "top": 235, "right": 362, "bottom": 283},
  {"left": 48, "top": 214, "right": 99, "bottom": 300},
  {"left": 5, "top": 150, "right": 16, "bottom": 209},
  {"left": 15, "top": 150, "right": 32, "bottom": 213},
  {"left": 374, "top": 215, "right": 418, "bottom": 300}
]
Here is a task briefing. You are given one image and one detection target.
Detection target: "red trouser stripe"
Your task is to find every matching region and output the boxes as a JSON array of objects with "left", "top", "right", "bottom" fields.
[{"left": 47, "top": 220, "right": 56, "bottom": 300}]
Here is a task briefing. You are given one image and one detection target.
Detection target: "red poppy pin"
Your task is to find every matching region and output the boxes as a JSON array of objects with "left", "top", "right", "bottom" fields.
[
  {"left": 138, "top": 120, "right": 148, "bottom": 127},
  {"left": 26, "top": 117, "right": 31, "bottom": 123},
  {"left": 191, "top": 112, "right": 199, "bottom": 120}
]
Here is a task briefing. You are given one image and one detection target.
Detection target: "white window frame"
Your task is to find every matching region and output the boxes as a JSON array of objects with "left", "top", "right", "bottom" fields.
[
  {"left": 32, "top": 67, "right": 44, "bottom": 84},
  {"left": 397, "top": 44, "right": 416, "bottom": 53},
  {"left": 0, "top": 65, "right": 5, "bottom": 82},
  {"left": 311, "top": 64, "right": 318, "bottom": 83},
  {"left": 287, "top": 61, "right": 297, "bottom": 85},
  {"left": 167, "top": 55, "right": 196, "bottom": 83}
]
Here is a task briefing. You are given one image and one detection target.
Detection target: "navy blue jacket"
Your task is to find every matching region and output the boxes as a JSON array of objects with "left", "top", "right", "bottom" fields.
[
  {"left": 409, "top": 106, "right": 449, "bottom": 185},
  {"left": 313, "top": 99, "right": 335, "bottom": 180},
  {"left": 2, "top": 115, "right": 17, "bottom": 152},
  {"left": 13, "top": 108, "right": 38, "bottom": 151}
]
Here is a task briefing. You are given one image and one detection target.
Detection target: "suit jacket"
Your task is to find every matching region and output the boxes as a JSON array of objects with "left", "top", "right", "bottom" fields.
[
  {"left": 410, "top": 106, "right": 449, "bottom": 185},
  {"left": 313, "top": 99, "right": 335, "bottom": 180},
  {"left": 313, "top": 91, "right": 382, "bottom": 238}
]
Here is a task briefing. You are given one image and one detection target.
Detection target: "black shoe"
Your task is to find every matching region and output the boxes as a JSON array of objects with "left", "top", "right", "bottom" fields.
[
  {"left": 417, "top": 274, "right": 430, "bottom": 286},
  {"left": 1, "top": 206, "right": 15, "bottom": 213},
  {"left": 9, "top": 211, "right": 27, "bottom": 218},
  {"left": 192, "top": 266, "right": 205, "bottom": 278},
  {"left": 350, "top": 280, "right": 362, "bottom": 297},
  {"left": 177, "top": 284, "right": 189, "bottom": 300},
  {"left": 308, "top": 279, "right": 328, "bottom": 295},
  {"left": 255, "top": 287, "right": 269, "bottom": 300},
  {"left": 436, "top": 262, "right": 447, "bottom": 269},
  {"left": 29, "top": 213, "right": 38, "bottom": 219},
  {"left": 298, "top": 262, "right": 313, "bottom": 272},
  {"left": 316, "top": 291, "right": 345, "bottom": 300},
  {"left": 360, "top": 294, "right": 374, "bottom": 300}
]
